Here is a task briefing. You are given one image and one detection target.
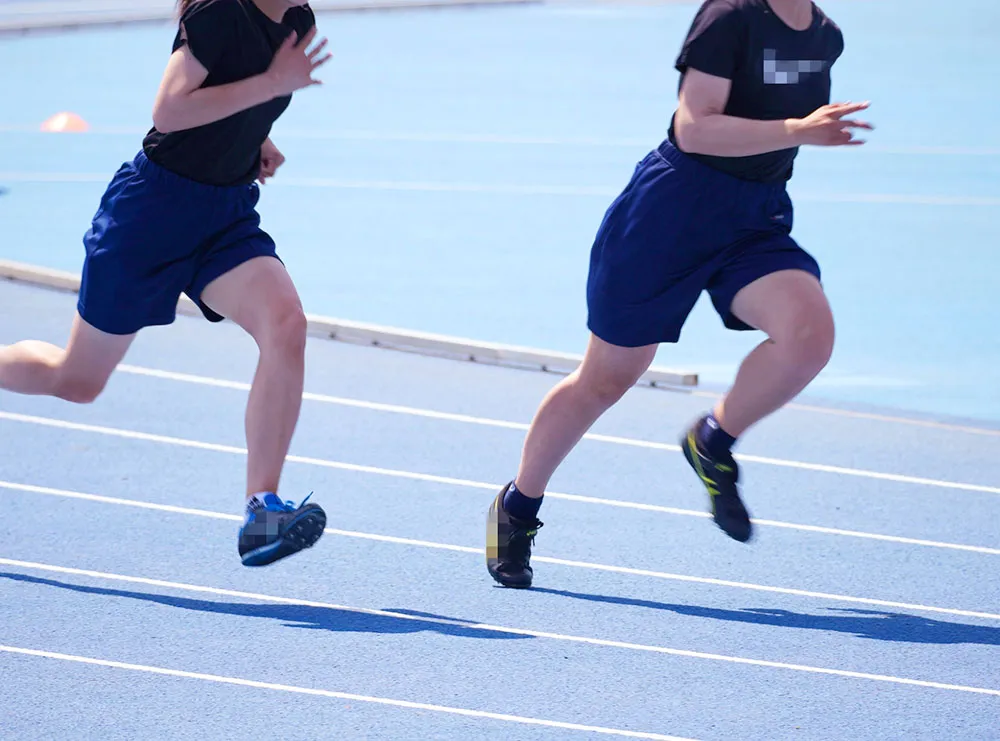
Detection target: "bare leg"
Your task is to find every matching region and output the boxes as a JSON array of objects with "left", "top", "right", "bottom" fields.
[
  {"left": 200, "top": 256, "right": 307, "bottom": 498},
  {"left": 0, "top": 313, "right": 134, "bottom": 403},
  {"left": 514, "top": 334, "right": 658, "bottom": 498},
  {"left": 486, "top": 334, "right": 656, "bottom": 588},
  {"left": 715, "top": 269, "right": 835, "bottom": 436}
]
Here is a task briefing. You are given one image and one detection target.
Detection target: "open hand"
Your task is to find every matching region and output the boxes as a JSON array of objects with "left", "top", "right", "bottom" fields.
[
  {"left": 792, "top": 102, "right": 874, "bottom": 146},
  {"left": 266, "top": 27, "right": 331, "bottom": 97}
]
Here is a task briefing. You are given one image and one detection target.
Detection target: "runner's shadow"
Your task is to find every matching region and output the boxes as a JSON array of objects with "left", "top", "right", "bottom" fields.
[
  {"left": 531, "top": 587, "right": 1000, "bottom": 646},
  {"left": 1, "top": 572, "right": 529, "bottom": 641}
]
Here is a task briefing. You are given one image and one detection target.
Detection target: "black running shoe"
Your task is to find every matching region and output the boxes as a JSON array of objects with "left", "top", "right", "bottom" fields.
[
  {"left": 486, "top": 482, "right": 543, "bottom": 588},
  {"left": 681, "top": 420, "right": 753, "bottom": 543},
  {"left": 238, "top": 493, "right": 327, "bottom": 566}
]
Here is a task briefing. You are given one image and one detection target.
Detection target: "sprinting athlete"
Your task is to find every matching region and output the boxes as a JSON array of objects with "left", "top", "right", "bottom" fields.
[
  {"left": 487, "top": 0, "right": 872, "bottom": 587},
  {"left": 0, "top": 0, "right": 332, "bottom": 567}
]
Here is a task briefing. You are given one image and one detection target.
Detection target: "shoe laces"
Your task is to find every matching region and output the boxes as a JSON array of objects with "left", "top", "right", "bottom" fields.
[
  {"left": 706, "top": 450, "right": 739, "bottom": 482},
  {"left": 265, "top": 491, "right": 313, "bottom": 512},
  {"left": 507, "top": 519, "right": 543, "bottom": 566}
]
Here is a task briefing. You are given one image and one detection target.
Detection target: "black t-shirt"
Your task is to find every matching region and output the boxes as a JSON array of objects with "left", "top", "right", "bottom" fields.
[
  {"left": 667, "top": 0, "right": 844, "bottom": 183},
  {"left": 143, "top": 0, "right": 316, "bottom": 187}
]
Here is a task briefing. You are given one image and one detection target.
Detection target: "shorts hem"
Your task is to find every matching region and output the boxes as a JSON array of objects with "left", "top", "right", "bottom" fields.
[
  {"left": 713, "top": 262, "right": 823, "bottom": 332},
  {"left": 588, "top": 319, "right": 681, "bottom": 348},
  {"left": 187, "top": 249, "right": 284, "bottom": 323},
  {"left": 77, "top": 298, "right": 174, "bottom": 336}
]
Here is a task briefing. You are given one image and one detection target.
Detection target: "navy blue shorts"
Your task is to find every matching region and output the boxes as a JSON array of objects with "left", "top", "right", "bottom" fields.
[
  {"left": 586, "top": 140, "right": 821, "bottom": 347},
  {"left": 78, "top": 151, "right": 280, "bottom": 336}
]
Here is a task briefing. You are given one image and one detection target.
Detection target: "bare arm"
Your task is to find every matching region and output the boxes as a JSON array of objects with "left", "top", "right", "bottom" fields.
[
  {"left": 152, "top": 28, "right": 331, "bottom": 134},
  {"left": 151, "top": 48, "right": 277, "bottom": 134},
  {"left": 673, "top": 68, "right": 872, "bottom": 157}
]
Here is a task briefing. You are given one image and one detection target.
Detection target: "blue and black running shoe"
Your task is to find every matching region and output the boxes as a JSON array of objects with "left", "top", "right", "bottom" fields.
[
  {"left": 486, "top": 483, "right": 543, "bottom": 588},
  {"left": 681, "top": 418, "right": 753, "bottom": 543},
  {"left": 238, "top": 493, "right": 326, "bottom": 567}
]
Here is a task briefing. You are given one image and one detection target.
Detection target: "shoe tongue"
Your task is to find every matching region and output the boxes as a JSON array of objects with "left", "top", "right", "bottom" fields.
[{"left": 262, "top": 492, "right": 284, "bottom": 509}]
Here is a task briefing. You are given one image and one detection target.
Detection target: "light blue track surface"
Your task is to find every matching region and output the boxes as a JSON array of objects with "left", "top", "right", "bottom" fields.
[
  {"left": 1, "top": 1, "right": 1000, "bottom": 738},
  {"left": 0, "top": 0, "right": 999, "bottom": 421},
  {"left": 2, "top": 281, "right": 999, "bottom": 740}
]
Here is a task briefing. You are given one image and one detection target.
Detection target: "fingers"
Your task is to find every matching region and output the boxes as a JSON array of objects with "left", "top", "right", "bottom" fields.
[
  {"left": 280, "top": 31, "right": 298, "bottom": 51},
  {"left": 835, "top": 129, "right": 867, "bottom": 146},
  {"left": 839, "top": 118, "right": 874, "bottom": 130},
  {"left": 832, "top": 100, "right": 870, "bottom": 110},
  {"left": 311, "top": 51, "right": 332, "bottom": 71},
  {"left": 309, "top": 37, "right": 332, "bottom": 70},
  {"left": 308, "top": 38, "right": 328, "bottom": 59},
  {"left": 260, "top": 146, "right": 282, "bottom": 179},
  {"left": 297, "top": 26, "right": 318, "bottom": 48},
  {"left": 829, "top": 101, "right": 871, "bottom": 117},
  {"left": 273, "top": 27, "right": 331, "bottom": 92}
]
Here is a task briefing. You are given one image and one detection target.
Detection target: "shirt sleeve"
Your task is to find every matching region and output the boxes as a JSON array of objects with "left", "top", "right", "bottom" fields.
[
  {"left": 674, "top": 0, "right": 746, "bottom": 80},
  {"left": 831, "top": 26, "right": 845, "bottom": 63},
  {"left": 172, "top": 0, "right": 240, "bottom": 74},
  {"left": 287, "top": 5, "right": 317, "bottom": 40}
]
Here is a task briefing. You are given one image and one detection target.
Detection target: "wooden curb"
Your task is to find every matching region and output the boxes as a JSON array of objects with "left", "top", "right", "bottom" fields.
[{"left": 0, "top": 258, "right": 698, "bottom": 387}]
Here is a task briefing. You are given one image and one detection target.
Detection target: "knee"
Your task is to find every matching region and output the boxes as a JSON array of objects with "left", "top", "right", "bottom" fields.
[
  {"left": 258, "top": 299, "right": 308, "bottom": 358},
  {"left": 576, "top": 367, "right": 640, "bottom": 408},
  {"left": 777, "top": 313, "right": 835, "bottom": 376},
  {"left": 55, "top": 376, "right": 107, "bottom": 404}
]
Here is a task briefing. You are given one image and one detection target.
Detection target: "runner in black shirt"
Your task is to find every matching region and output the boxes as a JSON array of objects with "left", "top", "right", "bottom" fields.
[
  {"left": 487, "top": 0, "right": 873, "bottom": 587},
  {"left": 0, "top": 0, "right": 333, "bottom": 568}
]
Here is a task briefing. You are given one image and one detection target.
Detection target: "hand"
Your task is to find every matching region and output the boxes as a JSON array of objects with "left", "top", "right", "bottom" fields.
[
  {"left": 790, "top": 102, "right": 874, "bottom": 147},
  {"left": 265, "top": 27, "right": 331, "bottom": 97},
  {"left": 258, "top": 138, "right": 285, "bottom": 184}
]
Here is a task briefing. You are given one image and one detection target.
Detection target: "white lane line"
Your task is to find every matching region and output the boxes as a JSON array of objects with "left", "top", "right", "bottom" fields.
[
  {"left": 738, "top": 399, "right": 1000, "bottom": 438},
  {"left": 728, "top": 453, "right": 1000, "bottom": 495},
  {"left": 113, "top": 363, "right": 1000, "bottom": 493},
  {"left": 793, "top": 193, "right": 1000, "bottom": 207},
  {"left": 0, "top": 644, "right": 695, "bottom": 740},
  {"left": 3, "top": 481, "right": 999, "bottom": 621},
  {"left": 2, "top": 412, "right": 999, "bottom": 556},
  {"left": 0, "top": 171, "right": 616, "bottom": 195},
  {"left": 119, "top": 363, "right": 530, "bottom": 431},
  {"left": 3, "top": 563, "right": 999, "bottom": 698},
  {"left": 4, "top": 308, "right": 1000, "bottom": 438},
  {"left": 0, "top": 172, "right": 110, "bottom": 183},
  {"left": 0, "top": 171, "right": 996, "bottom": 206},
  {"left": 104, "top": 361, "right": 1000, "bottom": 440},
  {"left": 3, "top": 127, "right": 1000, "bottom": 156}
]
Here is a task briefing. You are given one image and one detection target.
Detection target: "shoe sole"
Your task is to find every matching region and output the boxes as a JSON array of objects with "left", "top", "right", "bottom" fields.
[
  {"left": 489, "top": 569, "right": 533, "bottom": 589},
  {"left": 241, "top": 508, "right": 327, "bottom": 567}
]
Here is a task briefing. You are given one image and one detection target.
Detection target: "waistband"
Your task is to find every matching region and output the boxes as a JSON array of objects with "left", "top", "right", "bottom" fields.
[
  {"left": 654, "top": 139, "right": 787, "bottom": 194},
  {"left": 131, "top": 151, "right": 256, "bottom": 194}
]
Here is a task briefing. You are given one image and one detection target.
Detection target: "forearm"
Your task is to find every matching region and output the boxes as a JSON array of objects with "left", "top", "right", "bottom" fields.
[
  {"left": 153, "top": 73, "right": 277, "bottom": 134},
  {"left": 675, "top": 113, "right": 802, "bottom": 157}
]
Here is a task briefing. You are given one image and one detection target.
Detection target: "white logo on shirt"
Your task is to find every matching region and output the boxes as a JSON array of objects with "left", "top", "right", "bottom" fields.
[{"left": 763, "top": 49, "right": 827, "bottom": 84}]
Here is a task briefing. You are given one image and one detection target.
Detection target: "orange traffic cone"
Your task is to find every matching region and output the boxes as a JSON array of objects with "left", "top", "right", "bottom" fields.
[{"left": 40, "top": 112, "right": 90, "bottom": 133}]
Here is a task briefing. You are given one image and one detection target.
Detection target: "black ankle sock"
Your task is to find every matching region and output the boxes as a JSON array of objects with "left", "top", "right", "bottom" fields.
[
  {"left": 696, "top": 413, "right": 737, "bottom": 458},
  {"left": 503, "top": 481, "right": 543, "bottom": 521}
]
